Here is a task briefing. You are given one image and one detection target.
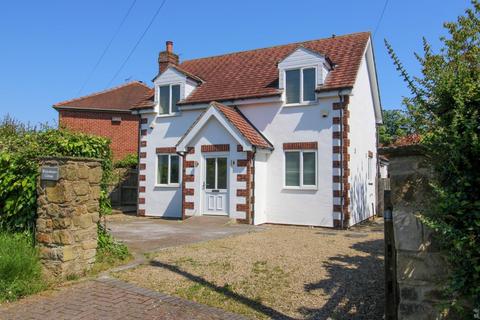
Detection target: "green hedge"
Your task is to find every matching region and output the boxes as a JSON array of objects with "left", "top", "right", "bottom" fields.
[{"left": 0, "top": 116, "right": 113, "bottom": 231}]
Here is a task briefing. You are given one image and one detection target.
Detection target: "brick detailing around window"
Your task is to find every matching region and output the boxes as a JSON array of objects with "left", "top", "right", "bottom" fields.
[
  {"left": 140, "top": 141, "right": 147, "bottom": 147},
  {"left": 139, "top": 163, "right": 146, "bottom": 170},
  {"left": 139, "top": 186, "right": 146, "bottom": 193},
  {"left": 140, "top": 152, "right": 146, "bottom": 158},
  {"left": 236, "top": 151, "right": 254, "bottom": 224},
  {"left": 156, "top": 147, "right": 176, "bottom": 153},
  {"left": 181, "top": 147, "right": 196, "bottom": 219},
  {"left": 236, "top": 189, "right": 248, "bottom": 197},
  {"left": 237, "top": 144, "right": 244, "bottom": 152},
  {"left": 141, "top": 129, "right": 147, "bottom": 136},
  {"left": 138, "top": 198, "right": 145, "bottom": 204},
  {"left": 332, "top": 95, "right": 351, "bottom": 229},
  {"left": 237, "top": 160, "right": 249, "bottom": 167},
  {"left": 139, "top": 175, "right": 146, "bottom": 181},
  {"left": 185, "top": 161, "right": 196, "bottom": 168},
  {"left": 201, "top": 144, "right": 230, "bottom": 153},
  {"left": 137, "top": 209, "right": 145, "bottom": 216},
  {"left": 140, "top": 118, "right": 148, "bottom": 124},
  {"left": 283, "top": 142, "right": 318, "bottom": 150}
]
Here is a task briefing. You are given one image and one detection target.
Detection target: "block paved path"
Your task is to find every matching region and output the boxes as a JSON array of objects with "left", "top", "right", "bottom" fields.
[{"left": 0, "top": 277, "right": 246, "bottom": 320}]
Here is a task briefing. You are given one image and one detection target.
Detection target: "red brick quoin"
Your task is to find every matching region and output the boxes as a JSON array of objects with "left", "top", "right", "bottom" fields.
[{"left": 332, "top": 95, "right": 351, "bottom": 229}]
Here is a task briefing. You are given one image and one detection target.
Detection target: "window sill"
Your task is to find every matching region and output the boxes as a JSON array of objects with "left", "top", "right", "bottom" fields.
[
  {"left": 284, "top": 101, "right": 318, "bottom": 107},
  {"left": 283, "top": 186, "right": 318, "bottom": 191},
  {"left": 157, "top": 112, "right": 180, "bottom": 118},
  {"left": 154, "top": 184, "right": 181, "bottom": 188}
]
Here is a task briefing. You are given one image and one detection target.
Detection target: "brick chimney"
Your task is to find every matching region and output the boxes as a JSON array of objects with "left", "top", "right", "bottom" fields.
[{"left": 158, "top": 40, "right": 179, "bottom": 74}]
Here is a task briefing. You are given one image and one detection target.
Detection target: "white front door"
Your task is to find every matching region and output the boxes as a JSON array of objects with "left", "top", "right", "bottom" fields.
[{"left": 203, "top": 156, "right": 229, "bottom": 215}]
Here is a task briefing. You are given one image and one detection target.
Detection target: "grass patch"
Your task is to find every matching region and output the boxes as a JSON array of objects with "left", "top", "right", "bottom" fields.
[{"left": 0, "top": 232, "right": 46, "bottom": 302}]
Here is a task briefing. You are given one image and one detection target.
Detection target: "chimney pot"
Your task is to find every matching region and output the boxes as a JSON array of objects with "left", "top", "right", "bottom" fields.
[{"left": 166, "top": 41, "right": 173, "bottom": 53}]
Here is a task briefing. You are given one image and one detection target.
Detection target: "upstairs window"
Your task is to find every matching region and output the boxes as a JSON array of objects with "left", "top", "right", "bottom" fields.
[
  {"left": 285, "top": 67, "right": 316, "bottom": 104},
  {"left": 159, "top": 84, "right": 181, "bottom": 114}
]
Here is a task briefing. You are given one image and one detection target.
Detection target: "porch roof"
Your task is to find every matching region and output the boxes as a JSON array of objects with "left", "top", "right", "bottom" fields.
[{"left": 176, "top": 102, "right": 273, "bottom": 152}]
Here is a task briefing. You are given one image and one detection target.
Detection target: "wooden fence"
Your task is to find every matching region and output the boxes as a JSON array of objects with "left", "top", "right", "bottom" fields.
[{"left": 109, "top": 168, "right": 138, "bottom": 211}]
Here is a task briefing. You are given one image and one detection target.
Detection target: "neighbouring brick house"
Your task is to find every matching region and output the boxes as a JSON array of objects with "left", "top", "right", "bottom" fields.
[
  {"left": 53, "top": 81, "right": 151, "bottom": 160},
  {"left": 132, "top": 32, "right": 383, "bottom": 227}
]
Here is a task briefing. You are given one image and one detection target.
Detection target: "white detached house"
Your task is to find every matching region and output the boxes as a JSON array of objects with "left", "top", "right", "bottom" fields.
[{"left": 132, "top": 32, "right": 382, "bottom": 228}]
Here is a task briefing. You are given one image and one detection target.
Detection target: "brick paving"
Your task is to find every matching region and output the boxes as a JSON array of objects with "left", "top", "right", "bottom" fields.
[{"left": 0, "top": 277, "right": 246, "bottom": 320}]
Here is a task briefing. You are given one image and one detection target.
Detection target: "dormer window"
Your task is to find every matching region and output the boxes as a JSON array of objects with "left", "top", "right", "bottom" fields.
[
  {"left": 159, "top": 84, "right": 181, "bottom": 114},
  {"left": 285, "top": 67, "right": 316, "bottom": 104}
]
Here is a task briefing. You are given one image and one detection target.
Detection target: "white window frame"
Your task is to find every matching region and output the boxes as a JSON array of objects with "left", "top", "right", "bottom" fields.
[
  {"left": 284, "top": 67, "right": 317, "bottom": 106},
  {"left": 283, "top": 150, "right": 317, "bottom": 190},
  {"left": 157, "top": 83, "right": 182, "bottom": 116},
  {"left": 156, "top": 153, "right": 181, "bottom": 187}
]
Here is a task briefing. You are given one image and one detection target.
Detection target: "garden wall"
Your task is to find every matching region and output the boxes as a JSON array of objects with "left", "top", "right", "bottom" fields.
[
  {"left": 36, "top": 157, "right": 101, "bottom": 277},
  {"left": 380, "top": 145, "right": 448, "bottom": 320}
]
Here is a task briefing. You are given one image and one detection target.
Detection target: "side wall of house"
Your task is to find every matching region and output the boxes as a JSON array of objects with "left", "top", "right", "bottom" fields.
[
  {"left": 59, "top": 110, "right": 139, "bottom": 160},
  {"left": 240, "top": 97, "right": 337, "bottom": 227},
  {"left": 138, "top": 110, "right": 202, "bottom": 217},
  {"left": 347, "top": 53, "right": 378, "bottom": 226}
]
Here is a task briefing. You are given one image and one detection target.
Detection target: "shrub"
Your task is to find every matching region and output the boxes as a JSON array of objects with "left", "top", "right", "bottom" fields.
[
  {"left": 0, "top": 117, "right": 113, "bottom": 231},
  {"left": 0, "top": 232, "right": 45, "bottom": 302},
  {"left": 113, "top": 153, "right": 138, "bottom": 169}
]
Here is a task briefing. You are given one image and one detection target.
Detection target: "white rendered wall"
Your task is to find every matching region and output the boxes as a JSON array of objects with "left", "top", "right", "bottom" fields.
[
  {"left": 253, "top": 150, "right": 269, "bottom": 225},
  {"left": 240, "top": 97, "right": 336, "bottom": 227},
  {"left": 347, "top": 53, "right": 378, "bottom": 226},
  {"left": 139, "top": 110, "right": 201, "bottom": 217}
]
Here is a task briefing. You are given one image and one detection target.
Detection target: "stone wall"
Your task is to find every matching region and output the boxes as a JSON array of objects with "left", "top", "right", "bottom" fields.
[
  {"left": 36, "top": 157, "right": 102, "bottom": 277},
  {"left": 380, "top": 145, "right": 448, "bottom": 320}
]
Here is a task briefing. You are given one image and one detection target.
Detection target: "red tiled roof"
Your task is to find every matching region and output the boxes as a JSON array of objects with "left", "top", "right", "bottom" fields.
[
  {"left": 390, "top": 134, "right": 422, "bottom": 147},
  {"left": 211, "top": 102, "right": 272, "bottom": 149},
  {"left": 54, "top": 81, "right": 152, "bottom": 111},
  {"left": 134, "top": 32, "right": 371, "bottom": 108}
]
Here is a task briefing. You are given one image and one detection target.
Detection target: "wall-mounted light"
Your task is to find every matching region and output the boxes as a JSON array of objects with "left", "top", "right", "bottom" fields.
[
  {"left": 321, "top": 110, "right": 329, "bottom": 118},
  {"left": 112, "top": 116, "right": 122, "bottom": 123}
]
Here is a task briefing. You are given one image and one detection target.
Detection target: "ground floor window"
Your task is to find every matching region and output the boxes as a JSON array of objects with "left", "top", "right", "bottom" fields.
[
  {"left": 157, "top": 154, "right": 180, "bottom": 185},
  {"left": 285, "top": 150, "right": 316, "bottom": 188}
]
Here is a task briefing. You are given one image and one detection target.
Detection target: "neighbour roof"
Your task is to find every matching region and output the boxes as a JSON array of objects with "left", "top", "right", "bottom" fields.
[
  {"left": 54, "top": 81, "right": 152, "bottom": 112},
  {"left": 133, "top": 32, "right": 371, "bottom": 109}
]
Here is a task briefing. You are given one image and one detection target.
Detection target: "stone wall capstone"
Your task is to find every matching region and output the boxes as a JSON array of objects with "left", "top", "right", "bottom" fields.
[{"left": 36, "top": 157, "right": 101, "bottom": 277}]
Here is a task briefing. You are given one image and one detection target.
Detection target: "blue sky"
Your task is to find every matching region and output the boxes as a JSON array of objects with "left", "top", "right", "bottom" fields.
[{"left": 0, "top": 0, "right": 471, "bottom": 125}]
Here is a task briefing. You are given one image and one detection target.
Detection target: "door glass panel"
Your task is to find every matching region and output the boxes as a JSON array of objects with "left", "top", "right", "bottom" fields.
[
  {"left": 157, "top": 155, "right": 168, "bottom": 184},
  {"left": 285, "top": 152, "right": 300, "bottom": 186},
  {"left": 303, "top": 152, "right": 316, "bottom": 185},
  {"left": 217, "top": 157, "right": 227, "bottom": 189},
  {"left": 170, "top": 155, "right": 179, "bottom": 184},
  {"left": 206, "top": 158, "right": 216, "bottom": 189}
]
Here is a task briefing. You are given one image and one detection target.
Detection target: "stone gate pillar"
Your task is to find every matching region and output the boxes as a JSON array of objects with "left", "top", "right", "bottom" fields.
[{"left": 36, "top": 157, "right": 102, "bottom": 277}]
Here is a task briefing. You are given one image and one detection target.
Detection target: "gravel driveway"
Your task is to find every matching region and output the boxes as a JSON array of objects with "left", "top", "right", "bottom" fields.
[{"left": 116, "top": 219, "right": 385, "bottom": 319}]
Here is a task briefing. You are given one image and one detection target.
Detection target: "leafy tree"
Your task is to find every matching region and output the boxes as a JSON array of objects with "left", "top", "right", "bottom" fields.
[
  {"left": 386, "top": 1, "right": 480, "bottom": 313},
  {"left": 378, "top": 109, "right": 416, "bottom": 145}
]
